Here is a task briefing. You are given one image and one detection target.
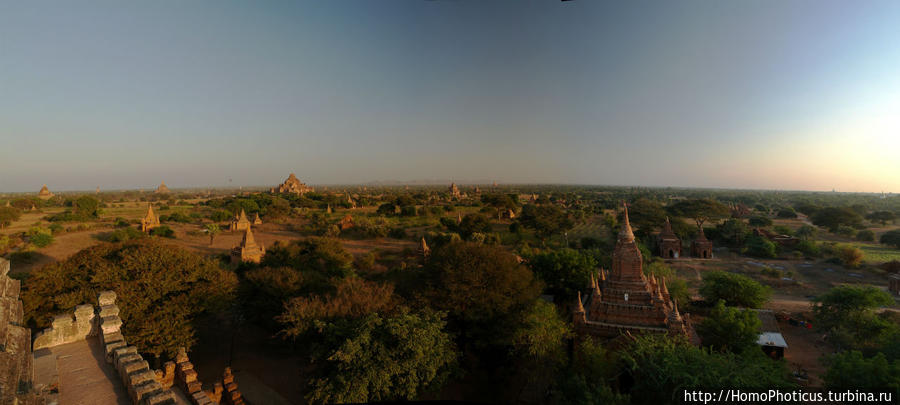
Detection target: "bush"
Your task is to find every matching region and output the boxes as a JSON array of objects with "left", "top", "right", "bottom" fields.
[
  {"left": 776, "top": 208, "right": 797, "bottom": 219},
  {"left": 760, "top": 267, "right": 783, "bottom": 278},
  {"left": 835, "top": 225, "right": 856, "bottom": 238},
  {"left": 748, "top": 216, "right": 772, "bottom": 227},
  {"left": 743, "top": 235, "right": 776, "bottom": 258},
  {"left": 835, "top": 244, "right": 864, "bottom": 268},
  {"left": 699, "top": 271, "right": 771, "bottom": 308},
  {"left": 795, "top": 240, "right": 820, "bottom": 257},
  {"left": 856, "top": 229, "right": 875, "bottom": 242},
  {"left": 880, "top": 230, "right": 900, "bottom": 249},
  {"left": 107, "top": 227, "right": 146, "bottom": 242},
  {"left": 114, "top": 217, "right": 131, "bottom": 227},
  {"left": 150, "top": 225, "right": 175, "bottom": 238}
]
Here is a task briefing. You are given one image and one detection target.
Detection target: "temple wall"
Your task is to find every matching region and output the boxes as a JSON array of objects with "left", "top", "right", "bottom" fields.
[
  {"left": 0, "top": 258, "right": 39, "bottom": 404},
  {"left": 96, "top": 291, "right": 177, "bottom": 405},
  {"left": 32, "top": 304, "right": 97, "bottom": 350},
  {"left": 157, "top": 347, "right": 245, "bottom": 405}
]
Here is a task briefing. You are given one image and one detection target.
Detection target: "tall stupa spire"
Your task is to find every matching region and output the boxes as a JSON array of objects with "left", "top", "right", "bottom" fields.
[{"left": 619, "top": 201, "right": 635, "bottom": 242}]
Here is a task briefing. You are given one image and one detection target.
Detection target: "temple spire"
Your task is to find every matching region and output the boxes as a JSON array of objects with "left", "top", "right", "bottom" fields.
[
  {"left": 619, "top": 201, "right": 635, "bottom": 242},
  {"left": 575, "top": 292, "right": 585, "bottom": 314}
]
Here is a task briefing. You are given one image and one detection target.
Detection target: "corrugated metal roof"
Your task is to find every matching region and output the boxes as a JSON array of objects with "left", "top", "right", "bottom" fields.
[{"left": 757, "top": 332, "right": 788, "bottom": 348}]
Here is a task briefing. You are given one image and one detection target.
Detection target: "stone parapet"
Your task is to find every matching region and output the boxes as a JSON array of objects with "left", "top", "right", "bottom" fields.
[
  {"left": 0, "top": 257, "right": 38, "bottom": 404},
  {"left": 33, "top": 304, "right": 98, "bottom": 350}
]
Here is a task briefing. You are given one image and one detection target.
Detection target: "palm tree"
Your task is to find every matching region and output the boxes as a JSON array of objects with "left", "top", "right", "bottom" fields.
[{"left": 205, "top": 224, "right": 221, "bottom": 246}]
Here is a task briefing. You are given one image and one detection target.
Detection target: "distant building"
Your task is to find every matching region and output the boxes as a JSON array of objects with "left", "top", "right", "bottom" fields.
[
  {"left": 140, "top": 204, "right": 160, "bottom": 232},
  {"left": 691, "top": 227, "right": 713, "bottom": 259},
  {"left": 449, "top": 183, "right": 461, "bottom": 199},
  {"left": 271, "top": 173, "right": 312, "bottom": 195},
  {"left": 657, "top": 217, "right": 682, "bottom": 258},
  {"left": 230, "top": 209, "right": 251, "bottom": 232},
  {"left": 339, "top": 214, "right": 354, "bottom": 231},
  {"left": 252, "top": 213, "right": 263, "bottom": 225},
  {"left": 155, "top": 181, "right": 170, "bottom": 194},
  {"left": 232, "top": 228, "right": 265, "bottom": 264},
  {"left": 889, "top": 274, "right": 900, "bottom": 296},
  {"left": 38, "top": 184, "right": 54, "bottom": 200}
]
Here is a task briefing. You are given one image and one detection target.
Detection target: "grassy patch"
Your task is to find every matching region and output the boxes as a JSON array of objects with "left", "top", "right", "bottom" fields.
[{"left": 846, "top": 242, "right": 900, "bottom": 263}]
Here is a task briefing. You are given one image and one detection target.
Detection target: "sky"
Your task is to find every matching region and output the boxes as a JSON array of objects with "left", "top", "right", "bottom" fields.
[{"left": 1, "top": 0, "right": 899, "bottom": 192}]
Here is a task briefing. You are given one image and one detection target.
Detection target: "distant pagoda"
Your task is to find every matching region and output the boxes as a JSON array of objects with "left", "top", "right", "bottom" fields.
[
  {"left": 155, "top": 181, "right": 170, "bottom": 194},
  {"left": 271, "top": 173, "right": 312, "bottom": 195},
  {"left": 230, "top": 209, "right": 251, "bottom": 232},
  {"left": 38, "top": 184, "right": 54, "bottom": 200},
  {"left": 140, "top": 204, "right": 160, "bottom": 232},
  {"left": 232, "top": 228, "right": 265, "bottom": 264},
  {"left": 657, "top": 217, "right": 682, "bottom": 259},
  {"left": 574, "top": 202, "right": 695, "bottom": 342}
]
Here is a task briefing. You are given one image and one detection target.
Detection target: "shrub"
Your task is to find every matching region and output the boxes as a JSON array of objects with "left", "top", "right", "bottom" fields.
[
  {"left": 835, "top": 244, "right": 864, "bottom": 268},
  {"left": 150, "top": 225, "right": 175, "bottom": 238},
  {"left": 880, "top": 230, "right": 900, "bottom": 249},
  {"left": 743, "top": 235, "right": 776, "bottom": 258},
  {"left": 107, "top": 227, "right": 146, "bottom": 242},
  {"left": 856, "top": 229, "right": 875, "bottom": 242},
  {"left": 699, "top": 271, "right": 771, "bottom": 308}
]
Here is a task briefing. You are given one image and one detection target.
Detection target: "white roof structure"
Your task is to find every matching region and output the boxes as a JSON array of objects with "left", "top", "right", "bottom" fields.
[{"left": 757, "top": 332, "right": 788, "bottom": 348}]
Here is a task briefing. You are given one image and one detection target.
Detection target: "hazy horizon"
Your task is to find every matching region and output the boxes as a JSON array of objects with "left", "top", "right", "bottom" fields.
[{"left": 2, "top": 1, "right": 899, "bottom": 193}]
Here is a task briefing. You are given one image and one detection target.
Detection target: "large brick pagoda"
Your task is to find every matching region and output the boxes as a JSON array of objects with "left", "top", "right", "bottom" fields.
[{"left": 574, "top": 202, "right": 694, "bottom": 340}]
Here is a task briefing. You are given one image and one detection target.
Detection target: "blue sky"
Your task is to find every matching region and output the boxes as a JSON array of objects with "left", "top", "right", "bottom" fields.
[{"left": 1, "top": 1, "right": 899, "bottom": 192}]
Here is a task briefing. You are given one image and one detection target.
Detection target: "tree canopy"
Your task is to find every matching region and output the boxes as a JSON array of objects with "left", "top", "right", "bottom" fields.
[
  {"left": 697, "top": 300, "right": 761, "bottom": 353},
  {"left": 699, "top": 271, "right": 771, "bottom": 308},
  {"left": 518, "top": 204, "right": 574, "bottom": 242},
  {"left": 668, "top": 198, "right": 730, "bottom": 228},
  {"left": 22, "top": 239, "right": 237, "bottom": 360},
  {"left": 305, "top": 308, "right": 458, "bottom": 404},
  {"left": 422, "top": 241, "right": 541, "bottom": 345}
]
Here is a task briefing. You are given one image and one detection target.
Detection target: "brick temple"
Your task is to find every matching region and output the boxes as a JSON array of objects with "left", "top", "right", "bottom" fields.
[{"left": 574, "top": 202, "right": 695, "bottom": 341}]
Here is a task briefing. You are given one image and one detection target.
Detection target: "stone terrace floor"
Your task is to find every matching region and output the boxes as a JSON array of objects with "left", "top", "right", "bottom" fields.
[{"left": 33, "top": 337, "right": 192, "bottom": 405}]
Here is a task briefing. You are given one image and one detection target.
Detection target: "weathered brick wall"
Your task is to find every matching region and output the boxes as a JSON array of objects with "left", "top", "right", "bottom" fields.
[
  {"left": 0, "top": 258, "right": 41, "bottom": 404},
  {"left": 98, "top": 291, "right": 177, "bottom": 405},
  {"left": 32, "top": 304, "right": 97, "bottom": 350}
]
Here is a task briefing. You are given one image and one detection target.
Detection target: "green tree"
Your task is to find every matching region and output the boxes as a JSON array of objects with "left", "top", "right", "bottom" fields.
[
  {"left": 279, "top": 277, "right": 396, "bottom": 337},
  {"left": 716, "top": 218, "right": 750, "bottom": 247},
  {"left": 422, "top": 242, "right": 541, "bottom": 346},
  {"left": 699, "top": 271, "right": 771, "bottom": 308},
  {"left": 866, "top": 211, "right": 896, "bottom": 225},
  {"left": 743, "top": 234, "right": 776, "bottom": 258},
  {"left": 856, "top": 229, "right": 875, "bottom": 242},
  {"left": 204, "top": 223, "right": 221, "bottom": 245},
  {"left": 812, "top": 285, "right": 895, "bottom": 352},
  {"left": 880, "top": 229, "right": 900, "bottom": 249},
  {"left": 550, "top": 337, "right": 628, "bottom": 405},
  {"left": 621, "top": 335, "right": 793, "bottom": 404},
  {"left": 622, "top": 198, "right": 667, "bottom": 236},
  {"left": 262, "top": 237, "right": 355, "bottom": 292},
  {"left": 22, "top": 240, "right": 237, "bottom": 361},
  {"left": 669, "top": 198, "right": 731, "bottom": 228},
  {"left": 458, "top": 213, "right": 491, "bottom": 240},
  {"left": 73, "top": 196, "right": 101, "bottom": 218},
  {"left": 811, "top": 207, "right": 863, "bottom": 232},
  {"left": 0, "top": 206, "right": 23, "bottom": 228},
  {"left": 776, "top": 208, "right": 798, "bottom": 219},
  {"left": 795, "top": 224, "right": 817, "bottom": 240},
  {"left": 697, "top": 300, "right": 761, "bottom": 353},
  {"left": 748, "top": 215, "right": 772, "bottom": 227},
  {"left": 528, "top": 248, "right": 597, "bottom": 298},
  {"left": 823, "top": 351, "right": 900, "bottom": 394},
  {"left": 518, "top": 204, "right": 574, "bottom": 243},
  {"left": 305, "top": 309, "right": 458, "bottom": 404}
]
